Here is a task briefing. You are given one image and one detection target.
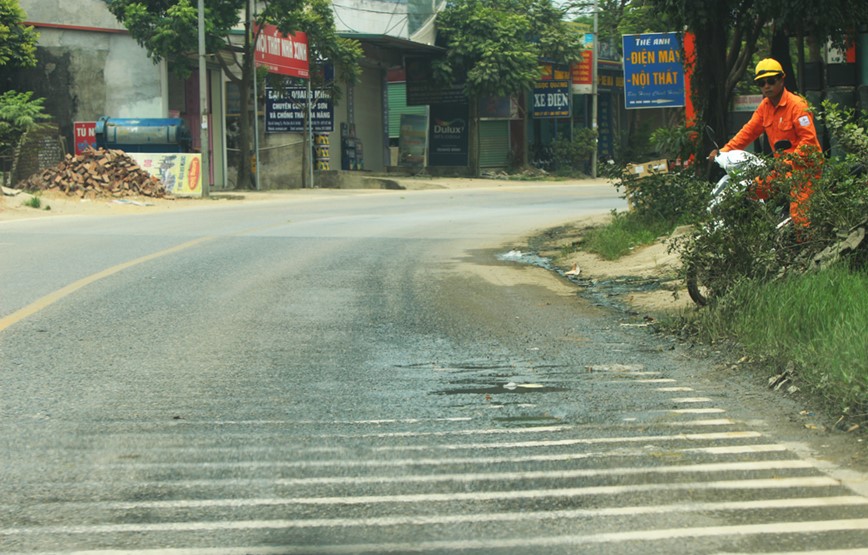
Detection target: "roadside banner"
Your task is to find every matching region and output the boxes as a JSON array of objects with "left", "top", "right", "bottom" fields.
[
  {"left": 73, "top": 122, "right": 97, "bottom": 155},
  {"left": 398, "top": 114, "right": 427, "bottom": 168},
  {"left": 428, "top": 103, "right": 468, "bottom": 167},
  {"left": 405, "top": 57, "right": 466, "bottom": 106},
  {"left": 265, "top": 86, "right": 333, "bottom": 133},
  {"left": 571, "top": 33, "right": 594, "bottom": 94},
  {"left": 254, "top": 24, "right": 309, "bottom": 79},
  {"left": 622, "top": 32, "right": 685, "bottom": 109},
  {"left": 129, "top": 153, "right": 202, "bottom": 197}
]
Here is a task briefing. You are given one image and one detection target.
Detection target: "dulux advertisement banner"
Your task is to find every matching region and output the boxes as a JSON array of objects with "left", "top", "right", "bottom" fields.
[{"left": 428, "top": 103, "right": 468, "bottom": 167}]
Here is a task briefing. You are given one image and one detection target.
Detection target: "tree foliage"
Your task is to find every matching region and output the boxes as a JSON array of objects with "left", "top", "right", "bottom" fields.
[
  {"left": 648, "top": 0, "right": 868, "bottom": 150},
  {"left": 566, "top": 0, "right": 669, "bottom": 43},
  {"left": 0, "top": 0, "right": 38, "bottom": 69},
  {"left": 566, "top": 0, "right": 868, "bottom": 159},
  {"left": 434, "top": 0, "right": 585, "bottom": 98},
  {"left": 0, "top": 90, "right": 49, "bottom": 152},
  {"left": 107, "top": 0, "right": 361, "bottom": 189},
  {"left": 107, "top": 0, "right": 360, "bottom": 81}
]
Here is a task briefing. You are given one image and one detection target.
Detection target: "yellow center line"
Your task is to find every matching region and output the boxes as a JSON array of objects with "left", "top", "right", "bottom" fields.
[{"left": 0, "top": 236, "right": 216, "bottom": 333}]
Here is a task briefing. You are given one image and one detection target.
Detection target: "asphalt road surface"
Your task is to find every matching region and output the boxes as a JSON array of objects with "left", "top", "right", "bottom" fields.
[{"left": 1, "top": 184, "right": 867, "bottom": 554}]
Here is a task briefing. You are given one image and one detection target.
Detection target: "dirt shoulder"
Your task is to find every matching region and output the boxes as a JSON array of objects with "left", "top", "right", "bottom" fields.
[{"left": 530, "top": 213, "right": 694, "bottom": 316}]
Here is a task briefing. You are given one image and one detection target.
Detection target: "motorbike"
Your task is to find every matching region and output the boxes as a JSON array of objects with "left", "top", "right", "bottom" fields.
[
  {"left": 686, "top": 129, "right": 868, "bottom": 306},
  {"left": 685, "top": 138, "right": 793, "bottom": 306}
]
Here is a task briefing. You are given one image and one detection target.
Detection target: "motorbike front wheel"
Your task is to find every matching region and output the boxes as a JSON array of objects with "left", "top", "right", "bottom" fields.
[{"left": 686, "top": 260, "right": 713, "bottom": 306}]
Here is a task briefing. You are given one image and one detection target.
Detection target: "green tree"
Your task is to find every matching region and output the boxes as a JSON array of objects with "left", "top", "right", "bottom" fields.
[
  {"left": 107, "top": 0, "right": 361, "bottom": 190},
  {"left": 566, "top": 0, "right": 669, "bottom": 45},
  {"left": 0, "top": 0, "right": 41, "bottom": 175},
  {"left": 648, "top": 0, "right": 868, "bottom": 152},
  {"left": 434, "top": 0, "right": 585, "bottom": 174},
  {"left": 0, "top": 0, "right": 38, "bottom": 69},
  {"left": 0, "top": 90, "right": 49, "bottom": 153}
]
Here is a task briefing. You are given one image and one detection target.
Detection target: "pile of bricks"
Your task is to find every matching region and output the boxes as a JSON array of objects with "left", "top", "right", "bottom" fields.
[{"left": 17, "top": 148, "right": 168, "bottom": 198}]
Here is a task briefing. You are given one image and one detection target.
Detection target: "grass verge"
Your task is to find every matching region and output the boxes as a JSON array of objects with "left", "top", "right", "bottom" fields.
[
  {"left": 688, "top": 266, "right": 868, "bottom": 423},
  {"left": 22, "top": 194, "right": 41, "bottom": 209},
  {"left": 583, "top": 211, "right": 673, "bottom": 260}
]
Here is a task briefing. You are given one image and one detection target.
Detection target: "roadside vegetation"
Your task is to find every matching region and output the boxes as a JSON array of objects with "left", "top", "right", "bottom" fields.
[{"left": 585, "top": 102, "right": 868, "bottom": 426}]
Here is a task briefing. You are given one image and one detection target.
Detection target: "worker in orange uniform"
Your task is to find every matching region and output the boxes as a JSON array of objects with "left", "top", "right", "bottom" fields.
[{"left": 708, "top": 58, "right": 822, "bottom": 227}]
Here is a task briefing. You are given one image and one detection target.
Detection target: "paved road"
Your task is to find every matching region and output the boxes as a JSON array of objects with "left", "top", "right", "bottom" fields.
[{"left": 1, "top": 184, "right": 867, "bottom": 554}]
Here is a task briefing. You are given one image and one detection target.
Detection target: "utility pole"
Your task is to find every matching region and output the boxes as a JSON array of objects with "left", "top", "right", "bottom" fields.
[
  {"left": 250, "top": 0, "right": 261, "bottom": 190},
  {"left": 198, "top": 0, "right": 210, "bottom": 197},
  {"left": 590, "top": 0, "right": 599, "bottom": 178}
]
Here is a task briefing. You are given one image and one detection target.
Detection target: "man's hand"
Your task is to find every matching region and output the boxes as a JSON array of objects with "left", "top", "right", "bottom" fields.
[{"left": 707, "top": 149, "right": 720, "bottom": 162}]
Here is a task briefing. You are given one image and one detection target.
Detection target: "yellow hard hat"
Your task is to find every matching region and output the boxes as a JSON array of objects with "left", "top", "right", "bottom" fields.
[{"left": 755, "top": 58, "right": 784, "bottom": 81}]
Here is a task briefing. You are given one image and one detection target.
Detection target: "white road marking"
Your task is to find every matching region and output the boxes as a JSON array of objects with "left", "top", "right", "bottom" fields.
[
  {"left": 43, "top": 476, "right": 842, "bottom": 510},
  {"left": 685, "top": 444, "right": 789, "bottom": 454},
  {"left": 716, "top": 550, "right": 868, "bottom": 555},
  {"left": 4, "top": 496, "right": 865, "bottom": 536},
  {"left": 70, "top": 459, "right": 817, "bottom": 490},
  {"left": 372, "top": 430, "right": 762, "bottom": 451},
  {"left": 22, "top": 519, "right": 868, "bottom": 553},
  {"left": 99, "top": 442, "right": 789, "bottom": 470}
]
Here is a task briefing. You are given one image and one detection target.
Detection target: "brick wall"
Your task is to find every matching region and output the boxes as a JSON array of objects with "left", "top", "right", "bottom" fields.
[{"left": 11, "top": 125, "right": 66, "bottom": 186}]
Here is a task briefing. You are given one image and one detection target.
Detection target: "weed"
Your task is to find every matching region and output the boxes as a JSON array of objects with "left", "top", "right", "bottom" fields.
[
  {"left": 687, "top": 267, "right": 868, "bottom": 422},
  {"left": 583, "top": 210, "right": 672, "bottom": 260},
  {"left": 22, "top": 194, "right": 41, "bottom": 209}
]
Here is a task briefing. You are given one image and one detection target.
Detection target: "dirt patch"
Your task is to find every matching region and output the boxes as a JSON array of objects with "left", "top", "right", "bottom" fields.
[
  {"left": 529, "top": 214, "right": 695, "bottom": 316},
  {"left": 0, "top": 188, "right": 204, "bottom": 221}
]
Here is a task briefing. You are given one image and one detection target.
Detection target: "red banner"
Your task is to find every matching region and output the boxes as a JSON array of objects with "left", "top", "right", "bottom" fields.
[
  {"left": 254, "top": 24, "right": 309, "bottom": 79},
  {"left": 73, "top": 122, "right": 97, "bottom": 155},
  {"left": 571, "top": 50, "right": 593, "bottom": 94}
]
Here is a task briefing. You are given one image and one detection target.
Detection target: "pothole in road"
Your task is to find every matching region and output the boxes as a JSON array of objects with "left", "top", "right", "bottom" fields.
[{"left": 433, "top": 382, "right": 568, "bottom": 396}]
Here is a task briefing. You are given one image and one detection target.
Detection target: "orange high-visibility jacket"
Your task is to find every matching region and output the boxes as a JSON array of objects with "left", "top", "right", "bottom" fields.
[
  {"left": 722, "top": 88, "right": 821, "bottom": 155},
  {"left": 723, "top": 88, "right": 821, "bottom": 228}
]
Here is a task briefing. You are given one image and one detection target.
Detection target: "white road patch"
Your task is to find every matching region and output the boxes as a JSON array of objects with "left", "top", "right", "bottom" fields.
[
  {"left": 66, "top": 459, "right": 817, "bottom": 490},
  {"left": 99, "top": 442, "right": 789, "bottom": 471},
  {"left": 4, "top": 496, "right": 865, "bottom": 536},
  {"left": 39, "top": 476, "right": 842, "bottom": 510},
  {"left": 19, "top": 519, "right": 868, "bottom": 553},
  {"left": 372, "top": 430, "right": 763, "bottom": 452}
]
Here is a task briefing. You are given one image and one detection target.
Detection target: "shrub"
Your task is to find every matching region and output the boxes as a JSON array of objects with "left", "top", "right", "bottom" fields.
[
  {"left": 650, "top": 124, "right": 699, "bottom": 161},
  {"left": 618, "top": 166, "right": 710, "bottom": 225},
  {"left": 0, "top": 90, "right": 51, "bottom": 153},
  {"left": 550, "top": 127, "right": 597, "bottom": 173}
]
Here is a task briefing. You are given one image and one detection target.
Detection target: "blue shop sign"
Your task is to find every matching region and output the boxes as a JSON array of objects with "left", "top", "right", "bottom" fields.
[
  {"left": 622, "top": 32, "right": 685, "bottom": 109},
  {"left": 532, "top": 80, "right": 571, "bottom": 119}
]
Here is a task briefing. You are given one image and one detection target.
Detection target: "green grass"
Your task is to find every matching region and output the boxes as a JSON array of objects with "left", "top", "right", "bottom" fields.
[
  {"left": 583, "top": 211, "right": 673, "bottom": 260},
  {"left": 695, "top": 266, "right": 868, "bottom": 420},
  {"left": 22, "top": 194, "right": 41, "bottom": 209}
]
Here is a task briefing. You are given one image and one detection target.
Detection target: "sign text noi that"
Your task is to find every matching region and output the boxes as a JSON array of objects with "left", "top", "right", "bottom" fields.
[{"left": 254, "top": 24, "right": 309, "bottom": 79}]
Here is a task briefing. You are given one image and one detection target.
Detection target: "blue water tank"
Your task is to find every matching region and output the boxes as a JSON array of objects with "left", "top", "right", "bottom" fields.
[{"left": 95, "top": 117, "right": 192, "bottom": 153}]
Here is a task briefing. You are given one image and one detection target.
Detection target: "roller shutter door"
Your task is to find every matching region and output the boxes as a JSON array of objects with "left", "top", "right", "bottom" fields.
[
  {"left": 388, "top": 83, "right": 427, "bottom": 139},
  {"left": 479, "top": 120, "right": 509, "bottom": 168}
]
